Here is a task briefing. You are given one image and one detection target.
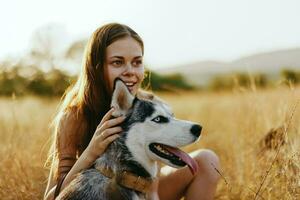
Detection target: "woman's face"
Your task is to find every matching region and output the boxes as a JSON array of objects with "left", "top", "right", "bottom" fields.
[{"left": 105, "top": 37, "right": 144, "bottom": 96}]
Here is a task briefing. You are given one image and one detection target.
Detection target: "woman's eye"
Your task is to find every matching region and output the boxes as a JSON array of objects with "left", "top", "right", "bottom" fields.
[
  {"left": 112, "top": 60, "right": 123, "bottom": 66},
  {"left": 133, "top": 60, "right": 142, "bottom": 67}
]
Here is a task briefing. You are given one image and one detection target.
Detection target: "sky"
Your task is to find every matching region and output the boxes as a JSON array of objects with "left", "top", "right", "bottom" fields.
[{"left": 1, "top": 0, "right": 300, "bottom": 70}]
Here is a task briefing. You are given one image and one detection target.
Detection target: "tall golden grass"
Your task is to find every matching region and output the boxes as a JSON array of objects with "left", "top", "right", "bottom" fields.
[{"left": 0, "top": 86, "right": 299, "bottom": 199}]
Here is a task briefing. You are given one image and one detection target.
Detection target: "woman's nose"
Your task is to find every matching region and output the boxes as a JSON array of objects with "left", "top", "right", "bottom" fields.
[{"left": 122, "top": 63, "right": 134, "bottom": 75}]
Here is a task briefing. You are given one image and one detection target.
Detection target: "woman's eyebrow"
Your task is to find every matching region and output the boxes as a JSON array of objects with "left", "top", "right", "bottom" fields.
[
  {"left": 109, "top": 56, "right": 124, "bottom": 59},
  {"left": 108, "top": 55, "right": 142, "bottom": 59}
]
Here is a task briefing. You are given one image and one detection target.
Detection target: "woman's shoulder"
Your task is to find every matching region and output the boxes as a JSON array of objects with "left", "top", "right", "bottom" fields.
[
  {"left": 58, "top": 106, "right": 86, "bottom": 126},
  {"left": 56, "top": 106, "right": 87, "bottom": 144}
]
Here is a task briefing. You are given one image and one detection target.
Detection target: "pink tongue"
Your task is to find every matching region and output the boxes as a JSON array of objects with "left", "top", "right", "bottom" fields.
[{"left": 163, "top": 145, "right": 198, "bottom": 175}]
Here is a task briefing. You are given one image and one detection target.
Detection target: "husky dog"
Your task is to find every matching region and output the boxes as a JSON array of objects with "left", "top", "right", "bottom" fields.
[{"left": 57, "top": 79, "right": 202, "bottom": 200}]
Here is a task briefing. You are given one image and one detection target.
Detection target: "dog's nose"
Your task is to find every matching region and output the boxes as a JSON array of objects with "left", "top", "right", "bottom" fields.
[{"left": 190, "top": 124, "right": 202, "bottom": 137}]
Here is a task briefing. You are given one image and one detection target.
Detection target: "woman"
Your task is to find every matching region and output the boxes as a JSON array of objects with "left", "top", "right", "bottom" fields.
[{"left": 44, "top": 23, "right": 220, "bottom": 200}]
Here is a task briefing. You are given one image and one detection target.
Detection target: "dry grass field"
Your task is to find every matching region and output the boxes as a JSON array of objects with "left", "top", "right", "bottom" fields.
[{"left": 0, "top": 86, "right": 299, "bottom": 200}]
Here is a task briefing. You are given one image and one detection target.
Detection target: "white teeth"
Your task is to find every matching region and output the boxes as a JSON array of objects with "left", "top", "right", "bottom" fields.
[
  {"left": 125, "top": 82, "right": 134, "bottom": 86},
  {"left": 155, "top": 144, "right": 171, "bottom": 155}
]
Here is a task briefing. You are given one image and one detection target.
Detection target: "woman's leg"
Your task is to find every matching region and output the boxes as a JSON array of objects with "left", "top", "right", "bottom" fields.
[{"left": 158, "top": 149, "right": 220, "bottom": 200}]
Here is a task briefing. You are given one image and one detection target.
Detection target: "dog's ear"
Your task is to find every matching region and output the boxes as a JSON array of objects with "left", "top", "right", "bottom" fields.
[
  {"left": 111, "top": 78, "right": 134, "bottom": 117},
  {"left": 136, "top": 89, "right": 154, "bottom": 100},
  {"left": 137, "top": 90, "right": 172, "bottom": 112}
]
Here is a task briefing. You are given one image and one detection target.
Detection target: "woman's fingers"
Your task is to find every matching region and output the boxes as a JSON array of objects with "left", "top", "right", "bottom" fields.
[
  {"left": 96, "top": 130, "right": 121, "bottom": 153},
  {"left": 88, "top": 108, "right": 125, "bottom": 158},
  {"left": 96, "top": 108, "right": 125, "bottom": 129},
  {"left": 98, "top": 127, "right": 122, "bottom": 139},
  {"left": 101, "top": 116, "right": 126, "bottom": 130},
  {"left": 98, "top": 108, "right": 115, "bottom": 127},
  {"left": 100, "top": 134, "right": 120, "bottom": 148},
  {"left": 88, "top": 133, "right": 120, "bottom": 158},
  {"left": 94, "top": 117, "right": 125, "bottom": 137}
]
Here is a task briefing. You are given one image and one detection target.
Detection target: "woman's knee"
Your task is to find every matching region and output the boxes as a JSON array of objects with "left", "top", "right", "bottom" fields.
[{"left": 193, "top": 149, "right": 221, "bottom": 183}]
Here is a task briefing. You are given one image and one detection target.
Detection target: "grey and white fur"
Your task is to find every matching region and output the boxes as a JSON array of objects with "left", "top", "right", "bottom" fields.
[{"left": 56, "top": 78, "right": 202, "bottom": 200}]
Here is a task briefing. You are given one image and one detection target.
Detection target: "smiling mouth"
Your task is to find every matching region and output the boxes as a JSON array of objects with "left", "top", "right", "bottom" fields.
[
  {"left": 149, "top": 143, "right": 198, "bottom": 175},
  {"left": 124, "top": 82, "right": 136, "bottom": 91}
]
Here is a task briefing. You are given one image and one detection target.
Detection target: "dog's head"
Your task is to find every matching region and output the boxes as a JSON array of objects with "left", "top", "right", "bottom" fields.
[{"left": 111, "top": 78, "right": 202, "bottom": 175}]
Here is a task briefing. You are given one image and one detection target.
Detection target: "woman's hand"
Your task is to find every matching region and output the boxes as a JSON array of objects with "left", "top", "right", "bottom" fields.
[
  {"left": 147, "top": 178, "right": 160, "bottom": 200},
  {"left": 85, "top": 107, "right": 126, "bottom": 161}
]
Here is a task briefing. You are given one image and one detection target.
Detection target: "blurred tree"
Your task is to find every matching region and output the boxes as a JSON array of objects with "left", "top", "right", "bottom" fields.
[
  {"left": 0, "top": 67, "right": 28, "bottom": 96},
  {"left": 62, "top": 38, "right": 88, "bottom": 75},
  {"left": 208, "top": 75, "right": 233, "bottom": 91},
  {"left": 27, "top": 69, "right": 52, "bottom": 96},
  {"left": 28, "top": 23, "right": 67, "bottom": 71},
  {"left": 142, "top": 70, "right": 194, "bottom": 91},
  {"left": 254, "top": 73, "right": 268, "bottom": 87},
  {"left": 280, "top": 68, "right": 299, "bottom": 84},
  {"left": 0, "top": 60, "right": 30, "bottom": 96},
  {"left": 209, "top": 72, "right": 268, "bottom": 91},
  {"left": 46, "top": 69, "right": 76, "bottom": 96},
  {"left": 64, "top": 39, "right": 87, "bottom": 62},
  {"left": 233, "top": 73, "right": 250, "bottom": 88}
]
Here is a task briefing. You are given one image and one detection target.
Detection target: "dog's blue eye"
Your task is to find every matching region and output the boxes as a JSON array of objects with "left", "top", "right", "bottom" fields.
[
  {"left": 153, "top": 117, "right": 161, "bottom": 122},
  {"left": 151, "top": 116, "right": 169, "bottom": 123}
]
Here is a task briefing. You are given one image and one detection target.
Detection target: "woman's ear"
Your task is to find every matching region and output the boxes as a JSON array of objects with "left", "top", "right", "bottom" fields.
[{"left": 110, "top": 78, "right": 134, "bottom": 117}]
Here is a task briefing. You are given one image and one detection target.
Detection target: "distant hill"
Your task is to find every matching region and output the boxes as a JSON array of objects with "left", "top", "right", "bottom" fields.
[{"left": 157, "top": 48, "right": 300, "bottom": 86}]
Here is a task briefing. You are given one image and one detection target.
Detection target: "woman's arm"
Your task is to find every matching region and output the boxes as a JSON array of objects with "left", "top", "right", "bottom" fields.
[
  {"left": 43, "top": 149, "right": 95, "bottom": 200},
  {"left": 44, "top": 108, "right": 125, "bottom": 200}
]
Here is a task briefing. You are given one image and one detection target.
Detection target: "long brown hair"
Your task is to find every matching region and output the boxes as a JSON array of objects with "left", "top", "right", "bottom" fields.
[{"left": 46, "top": 23, "right": 144, "bottom": 179}]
